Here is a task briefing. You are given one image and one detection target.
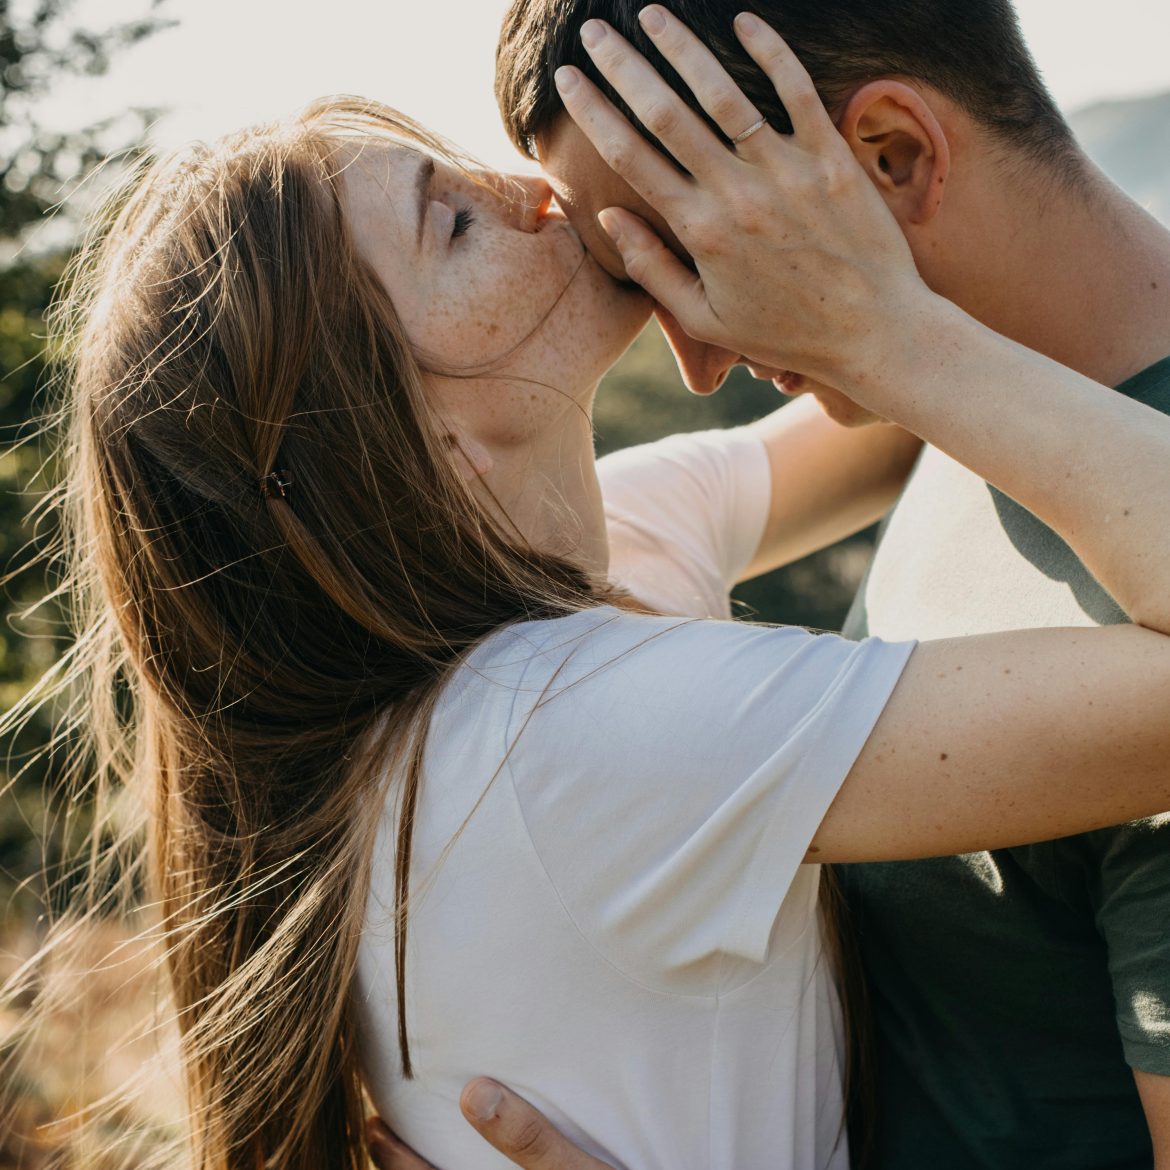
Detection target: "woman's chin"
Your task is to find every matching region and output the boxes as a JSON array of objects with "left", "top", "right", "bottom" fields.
[
  {"left": 582, "top": 253, "right": 655, "bottom": 370},
  {"left": 616, "top": 281, "right": 655, "bottom": 335}
]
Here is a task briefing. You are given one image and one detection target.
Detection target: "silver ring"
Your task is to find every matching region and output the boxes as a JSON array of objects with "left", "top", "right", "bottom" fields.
[{"left": 733, "top": 117, "right": 768, "bottom": 145}]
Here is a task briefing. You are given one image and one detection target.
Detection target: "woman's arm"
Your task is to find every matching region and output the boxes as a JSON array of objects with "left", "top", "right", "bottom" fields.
[
  {"left": 744, "top": 397, "right": 920, "bottom": 580},
  {"left": 813, "top": 624, "right": 1170, "bottom": 861},
  {"left": 850, "top": 303, "right": 1170, "bottom": 636},
  {"left": 809, "top": 309, "right": 1170, "bottom": 859}
]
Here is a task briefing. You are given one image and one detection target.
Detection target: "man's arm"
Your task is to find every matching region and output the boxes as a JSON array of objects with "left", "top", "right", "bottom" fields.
[
  {"left": 1136, "top": 1072, "right": 1170, "bottom": 1169},
  {"left": 368, "top": 1082, "right": 607, "bottom": 1170},
  {"left": 1081, "top": 817, "right": 1170, "bottom": 1169},
  {"left": 744, "top": 395, "right": 921, "bottom": 580}
]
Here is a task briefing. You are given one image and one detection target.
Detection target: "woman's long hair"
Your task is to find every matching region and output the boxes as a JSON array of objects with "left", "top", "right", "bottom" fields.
[{"left": 10, "top": 97, "right": 604, "bottom": 1169}]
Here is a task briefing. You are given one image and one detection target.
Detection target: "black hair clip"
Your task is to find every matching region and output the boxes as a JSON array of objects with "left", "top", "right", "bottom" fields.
[{"left": 259, "top": 469, "right": 295, "bottom": 501}]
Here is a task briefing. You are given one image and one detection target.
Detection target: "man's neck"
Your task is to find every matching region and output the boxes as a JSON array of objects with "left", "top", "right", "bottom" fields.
[{"left": 933, "top": 157, "right": 1170, "bottom": 388}]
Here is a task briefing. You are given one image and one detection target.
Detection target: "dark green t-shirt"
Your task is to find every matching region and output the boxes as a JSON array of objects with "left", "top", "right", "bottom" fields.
[{"left": 840, "top": 355, "right": 1170, "bottom": 1170}]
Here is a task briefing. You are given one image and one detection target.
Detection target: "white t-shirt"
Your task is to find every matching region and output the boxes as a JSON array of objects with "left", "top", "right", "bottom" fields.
[
  {"left": 356, "top": 428, "right": 915, "bottom": 1170},
  {"left": 601, "top": 426, "right": 770, "bottom": 618}
]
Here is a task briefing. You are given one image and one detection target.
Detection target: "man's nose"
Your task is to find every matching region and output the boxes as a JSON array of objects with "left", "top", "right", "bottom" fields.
[{"left": 654, "top": 305, "right": 739, "bottom": 395}]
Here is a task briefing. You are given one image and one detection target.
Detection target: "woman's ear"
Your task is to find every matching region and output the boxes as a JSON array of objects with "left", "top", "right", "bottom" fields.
[{"left": 836, "top": 80, "right": 951, "bottom": 227}]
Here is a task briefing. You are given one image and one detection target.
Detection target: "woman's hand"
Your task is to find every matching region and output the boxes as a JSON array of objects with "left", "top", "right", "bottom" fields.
[
  {"left": 554, "top": 6, "right": 932, "bottom": 391},
  {"left": 367, "top": 1080, "right": 613, "bottom": 1170}
]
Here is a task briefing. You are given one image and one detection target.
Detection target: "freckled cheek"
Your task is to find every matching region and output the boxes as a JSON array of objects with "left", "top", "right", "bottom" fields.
[
  {"left": 398, "top": 237, "right": 577, "bottom": 369},
  {"left": 451, "top": 250, "right": 568, "bottom": 363}
]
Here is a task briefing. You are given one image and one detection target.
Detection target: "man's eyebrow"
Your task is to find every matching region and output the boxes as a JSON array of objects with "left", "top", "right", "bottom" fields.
[{"left": 415, "top": 156, "right": 436, "bottom": 249}]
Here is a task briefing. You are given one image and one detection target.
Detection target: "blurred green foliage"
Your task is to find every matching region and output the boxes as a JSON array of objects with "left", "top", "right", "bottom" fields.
[
  {"left": 0, "top": 247, "right": 65, "bottom": 911},
  {"left": 0, "top": 0, "right": 170, "bottom": 920}
]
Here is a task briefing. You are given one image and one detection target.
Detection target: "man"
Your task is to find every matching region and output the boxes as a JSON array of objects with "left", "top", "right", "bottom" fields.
[{"left": 374, "top": 2, "right": 1170, "bottom": 1166}]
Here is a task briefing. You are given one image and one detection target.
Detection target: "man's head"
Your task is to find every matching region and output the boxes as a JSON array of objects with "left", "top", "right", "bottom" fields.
[
  {"left": 497, "top": 0, "right": 1075, "bottom": 169},
  {"left": 495, "top": 0, "right": 1084, "bottom": 406}
]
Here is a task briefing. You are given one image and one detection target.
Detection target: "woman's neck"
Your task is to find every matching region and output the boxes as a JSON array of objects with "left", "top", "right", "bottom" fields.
[{"left": 483, "top": 406, "right": 610, "bottom": 582}]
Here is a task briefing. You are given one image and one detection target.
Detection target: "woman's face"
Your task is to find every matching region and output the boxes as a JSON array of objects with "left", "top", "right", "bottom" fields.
[{"left": 342, "top": 141, "right": 651, "bottom": 453}]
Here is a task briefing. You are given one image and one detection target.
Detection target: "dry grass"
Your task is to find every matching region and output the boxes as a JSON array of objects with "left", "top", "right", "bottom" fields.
[{"left": 0, "top": 917, "right": 183, "bottom": 1170}]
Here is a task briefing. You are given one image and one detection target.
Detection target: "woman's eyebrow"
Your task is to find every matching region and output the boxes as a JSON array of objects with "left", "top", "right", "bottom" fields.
[{"left": 415, "top": 157, "right": 436, "bottom": 249}]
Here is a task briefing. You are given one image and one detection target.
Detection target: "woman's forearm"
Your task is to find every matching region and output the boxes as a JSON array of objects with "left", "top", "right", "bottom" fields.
[{"left": 846, "top": 295, "right": 1170, "bottom": 635}]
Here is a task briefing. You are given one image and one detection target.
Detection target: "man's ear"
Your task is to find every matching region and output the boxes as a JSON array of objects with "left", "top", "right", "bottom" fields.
[{"left": 836, "top": 80, "right": 951, "bottom": 226}]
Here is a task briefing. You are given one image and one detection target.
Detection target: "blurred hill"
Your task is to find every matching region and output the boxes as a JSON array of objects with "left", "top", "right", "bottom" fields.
[{"left": 1070, "top": 90, "right": 1170, "bottom": 224}]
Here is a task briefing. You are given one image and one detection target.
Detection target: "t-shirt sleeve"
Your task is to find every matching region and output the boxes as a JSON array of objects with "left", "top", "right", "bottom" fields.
[
  {"left": 503, "top": 611, "right": 915, "bottom": 994},
  {"left": 1080, "top": 817, "right": 1170, "bottom": 1074},
  {"left": 599, "top": 427, "right": 771, "bottom": 591}
]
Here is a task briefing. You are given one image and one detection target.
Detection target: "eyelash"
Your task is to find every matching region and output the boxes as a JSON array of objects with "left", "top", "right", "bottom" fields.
[{"left": 451, "top": 205, "right": 476, "bottom": 240}]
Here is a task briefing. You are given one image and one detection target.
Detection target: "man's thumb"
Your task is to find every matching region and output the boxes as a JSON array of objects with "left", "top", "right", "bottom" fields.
[{"left": 460, "top": 1078, "right": 611, "bottom": 1170}]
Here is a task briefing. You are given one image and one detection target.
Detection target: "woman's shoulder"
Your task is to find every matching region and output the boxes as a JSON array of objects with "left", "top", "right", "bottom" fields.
[
  {"left": 466, "top": 605, "right": 788, "bottom": 680},
  {"left": 459, "top": 606, "right": 704, "bottom": 692},
  {"left": 439, "top": 608, "right": 795, "bottom": 754},
  {"left": 460, "top": 608, "right": 911, "bottom": 749},
  {"left": 597, "top": 426, "right": 767, "bottom": 494}
]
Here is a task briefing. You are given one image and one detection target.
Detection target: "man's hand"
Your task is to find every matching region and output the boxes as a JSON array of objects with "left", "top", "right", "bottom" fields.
[
  {"left": 1136, "top": 1071, "right": 1170, "bottom": 1170},
  {"left": 554, "top": 6, "right": 927, "bottom": 393},
  {"left": 367, "top": 1080, "right": 613, "bottom": 1170}
]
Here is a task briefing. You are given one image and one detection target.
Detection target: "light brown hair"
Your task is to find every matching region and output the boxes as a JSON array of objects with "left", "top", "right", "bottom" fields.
[{"left": 10, "top": 97, "right": 606, "bottom": 1170}]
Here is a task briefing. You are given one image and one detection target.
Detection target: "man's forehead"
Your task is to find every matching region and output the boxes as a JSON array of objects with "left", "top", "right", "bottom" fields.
[
  {"left": 534, "top": 113, "right": 690, "bottom": 281},
  {"left": 536, "top": 115, "right": 648, "bottom": 216}
]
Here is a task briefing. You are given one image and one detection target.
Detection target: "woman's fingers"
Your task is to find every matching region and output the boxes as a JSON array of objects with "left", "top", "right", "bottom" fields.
[
  {"left": 732, "top": 12, "right": 835, "bottom": 146},
  {"left": 573, "top": 19, "right": 725, "bottom": 179},
  {"left": 366, "top": 1120, "right": 437, "bottom": 1170},
  {"left": 634, "top": 6, "right": 772, "bottom": 153},
  {"left": 460, "top": 1079, "right": 613, "bottom": 1170},
  {"left": 554, "top": 64, "right": 687, "bottom": 212},
  {"left": 563, "top": 7, "right": 919, "bottom": 381},
  {"left": 595, "top": 208, "right": 714, "bottom": 348}
]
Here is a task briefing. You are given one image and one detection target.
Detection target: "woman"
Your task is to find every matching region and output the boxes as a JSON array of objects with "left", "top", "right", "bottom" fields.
[{"left": 20, "top": 57, "right": 1170, "bottom": 1170}]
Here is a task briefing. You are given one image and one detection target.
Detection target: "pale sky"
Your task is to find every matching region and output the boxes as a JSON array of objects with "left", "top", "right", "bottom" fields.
[{"left": 42, "top": 0, "right": 1170, "bottom": 173}]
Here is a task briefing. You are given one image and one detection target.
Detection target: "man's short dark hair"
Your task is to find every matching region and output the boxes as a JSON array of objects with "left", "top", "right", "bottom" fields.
[{"left": 496, "top": 0, "right": 1077, "bottom": 171}]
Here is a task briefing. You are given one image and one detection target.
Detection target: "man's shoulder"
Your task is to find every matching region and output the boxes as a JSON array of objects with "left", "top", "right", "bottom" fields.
[
  {"left": 1004, "top": 814, "right": 1170, "bottom": 903},
  {"left": 1012, "top": 814, "right": 1170, "bottom": 860}
]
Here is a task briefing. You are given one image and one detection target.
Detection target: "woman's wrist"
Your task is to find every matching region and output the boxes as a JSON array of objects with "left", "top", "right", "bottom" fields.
[{"left": 825, "top": 289, "right": 976, "bottom": 424}]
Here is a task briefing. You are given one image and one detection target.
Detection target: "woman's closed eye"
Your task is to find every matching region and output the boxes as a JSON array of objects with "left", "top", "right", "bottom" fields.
[{"left": 451, "top": 206, "right": 475, "bottom": 241}]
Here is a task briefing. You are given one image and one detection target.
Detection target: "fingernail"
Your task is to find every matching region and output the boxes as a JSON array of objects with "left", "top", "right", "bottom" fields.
[
  {"left": 580, "top": 19, "right": 606, "bottom": 49},
  {"left": 735, "top": 12, "right": 762, "bottom": 35},
  {"left": 639, "top": 6, "right": 667, "bottom": 35},
  {"left": 464, "top": 1081, "right": 504, "bottom": 1124},
  {"left": 597, "top": 209, "right": 624, "bottom": 248},
  {"left": 554, "top": 66, "right": 579, "bottom": 94}
]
